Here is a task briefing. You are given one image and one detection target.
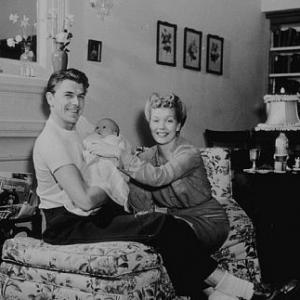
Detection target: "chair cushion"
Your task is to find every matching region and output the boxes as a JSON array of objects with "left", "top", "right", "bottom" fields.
[
  {"left": 1, "top": 237, "right": 162, "bottom": 278},
  {"left": 200, "top": 147, "right": 232, "bottom": 203},
  {"left": 0, "top": 262, "right": 171, "bottom": 299}
]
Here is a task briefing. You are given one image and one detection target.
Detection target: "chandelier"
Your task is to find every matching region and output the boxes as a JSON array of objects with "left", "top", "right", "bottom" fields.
[{"left": 90, "top": 0, "right": 114, "bottom": 20}]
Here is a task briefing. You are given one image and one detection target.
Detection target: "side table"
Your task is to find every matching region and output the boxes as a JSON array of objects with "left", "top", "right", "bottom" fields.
[{"left": 233, "top": 170, "right": 300, "bottom": 287}]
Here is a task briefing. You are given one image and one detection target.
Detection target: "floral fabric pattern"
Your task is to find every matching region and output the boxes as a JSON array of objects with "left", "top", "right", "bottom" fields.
[
  {"left": 199, "top": 147, "right": 232, "bottom": 203},
  {"left": 0, "top": 238, "right": 176, "bottom": 299},
  {"left": 0, "top": 147, "right": 261, "bottom": 299},
  {"left": 0, "top": 262, "right": 175, "bottom": 300},
  {"left": 200, "top": 147, "right": 261, "bottom": 288},
  {"left": 214, "top": 197, "right": 261, "bottom": 287},
  {"left": 1, "top": 238, "right": 162, "bottom": 278}
]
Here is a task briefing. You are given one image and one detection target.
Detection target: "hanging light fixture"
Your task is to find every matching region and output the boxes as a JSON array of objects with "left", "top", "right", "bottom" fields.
[{"left": 90, "top": 0, "right": 114, "bottom": 20}]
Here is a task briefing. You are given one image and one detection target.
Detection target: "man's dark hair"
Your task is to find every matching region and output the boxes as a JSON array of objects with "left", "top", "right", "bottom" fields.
[{"left": 46, "top": 68, "right": 89, "bottom": 94}]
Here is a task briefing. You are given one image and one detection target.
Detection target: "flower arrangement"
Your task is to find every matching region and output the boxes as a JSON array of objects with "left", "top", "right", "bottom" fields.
[
  {"left": 6, "top": 14, "right": 36, "bottom": 51},
  {"left": 50, "top": 14, "right": 74, "bottom": 52}
]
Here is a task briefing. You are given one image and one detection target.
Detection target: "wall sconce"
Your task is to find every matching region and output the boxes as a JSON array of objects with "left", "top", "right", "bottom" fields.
[{"left": 90, "top": 0, "right": 114, "bottom": 20}]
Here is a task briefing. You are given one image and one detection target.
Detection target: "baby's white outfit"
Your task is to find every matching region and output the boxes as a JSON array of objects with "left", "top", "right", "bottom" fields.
[{"left": 64, "top": 132, "right": 132, "bottom": 216}]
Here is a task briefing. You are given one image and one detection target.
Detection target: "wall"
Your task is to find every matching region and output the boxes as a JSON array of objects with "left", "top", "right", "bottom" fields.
[
  {"left": 261, "top": 0, "right": 300, "bottom": 12},
  {"left": 68, "top": 0, "right": 269, "bottom": 148},
  {"left": 0, "top": 75, "right": 46, "bottom": 172},
  {"left": 0, "top": 0, "right": 271, "bottom": 173}
]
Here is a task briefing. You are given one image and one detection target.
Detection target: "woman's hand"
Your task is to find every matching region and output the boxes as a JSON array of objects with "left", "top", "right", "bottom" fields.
[
  {"left": 134, "top": 210, "right": 153, "bottom": 217},
  {"left": 134, "top": 206, "right": 168, "bottom": 216},
  {"left": 154, "top": 206, "right": 168, "bottom": 214}
]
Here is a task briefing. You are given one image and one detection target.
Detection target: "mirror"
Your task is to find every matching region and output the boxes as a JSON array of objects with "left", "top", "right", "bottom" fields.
[
  {"left": 0, "top": 0, "right": 67, "bottom": 77},
  {"left": 0, "top": 0, "right": 37, "bottom": 62}
]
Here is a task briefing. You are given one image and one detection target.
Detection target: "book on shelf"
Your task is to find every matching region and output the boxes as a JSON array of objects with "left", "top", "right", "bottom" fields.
[
  {"left": 290, "top": 54, "right": 300, "bottom": 72},
  {"left": 272, "top": 27, "right": 300, "bottom": 47},
  {"left": 272, "top": 54, "right": 289, "bottom": 73},
  {"left": 272, "top": 28, "right": 281, "bottom": 47},
  {"left": 292, "top": 30, "right": 300, "bottom": 46},
  {"left": 285, "top": 27, "right": 296, "bottom": 47}
]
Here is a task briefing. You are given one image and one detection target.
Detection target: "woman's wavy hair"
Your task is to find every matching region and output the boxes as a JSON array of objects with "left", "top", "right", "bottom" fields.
[{"left": 144, "top": 93, "right": 187, "bottom": 128}]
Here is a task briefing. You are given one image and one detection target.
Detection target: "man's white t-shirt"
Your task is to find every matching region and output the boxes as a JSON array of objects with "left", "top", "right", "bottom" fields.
[{"left": 33, "top": 116, "right": 84, "bottom": 210}]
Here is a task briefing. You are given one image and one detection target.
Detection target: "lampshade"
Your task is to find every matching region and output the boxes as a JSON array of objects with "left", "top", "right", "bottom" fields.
[{"left": 255, "top": 94, "right": 300, "bottom": 131}]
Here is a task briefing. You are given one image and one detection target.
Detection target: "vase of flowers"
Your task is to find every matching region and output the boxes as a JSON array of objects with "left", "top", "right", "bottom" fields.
[
  {"left": 51, "top": 40, "right": 69, "bottom": 72},
  {"left": 50, "top": 15, "right": 74, "bottom": 72},
  {"left": 6, "top": 13, "right": 36, "bottom": 76}
]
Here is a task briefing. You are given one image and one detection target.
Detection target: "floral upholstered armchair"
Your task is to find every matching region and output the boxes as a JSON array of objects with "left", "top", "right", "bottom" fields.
[
  {"left": 200, "top": 147, "right": 261, "bottom": 286},
  {"left": 0, "top": 147, "right": 261, "bottom": 299}
]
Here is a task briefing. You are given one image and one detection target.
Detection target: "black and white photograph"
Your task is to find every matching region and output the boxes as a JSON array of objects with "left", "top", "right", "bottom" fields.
[
  {"left": 87, "top": 39, "right": 102, "bottom": 62},
  {"left": 156, "top": 20, "right": 177, "bottom": 66},
  {"left": 206, "top": 34, "right": 224, "bottom": 75},
  {"left": 1, "top": 1, "right": 300, "bottom": 299},
  {"left": 183, "top": 27, "right": 202, "bottom": 71}
]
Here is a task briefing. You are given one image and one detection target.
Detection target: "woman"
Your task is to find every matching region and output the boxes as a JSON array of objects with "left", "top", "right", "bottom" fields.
[
  {"left": 116, "top": 93, "right": 257, "bottom": 300},
  {"left": 125, "top": 93, "right": 229, "bottom": 250}
]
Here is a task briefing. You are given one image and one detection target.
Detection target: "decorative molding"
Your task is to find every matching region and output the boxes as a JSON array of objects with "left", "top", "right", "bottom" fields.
[
  {"left": 265, "top": 9, "right": 300, "bottom": 23},
  {"left": 0, "top": 60, "right": 47, "bottom": 173},
  {"left": 0, "top": 155, "right": 31, "bottom": 162},
  {"left": 0, "top": 120, "right": 45, "bottom": 137},
  {"left": 0, "top": 74, "right": 46, "bottom": 95}
]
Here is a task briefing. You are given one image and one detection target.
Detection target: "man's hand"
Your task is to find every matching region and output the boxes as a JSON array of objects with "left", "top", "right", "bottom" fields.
[{"left": 88, "top": 142, "right": 121, "bottom": 158}]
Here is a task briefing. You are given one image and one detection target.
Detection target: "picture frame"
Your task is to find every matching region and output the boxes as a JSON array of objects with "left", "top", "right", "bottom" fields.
[
  {"left": 183, "top": 27, "right": 202, "bottom": 71},
  {"left": 87, "top": 39, "right": 102, "bottom": 62},
  {"left": 156, "top": 20, "right": 177, "bottom": 66},
  {"left": 206, "top": 34, "right": 224, "bottom": 75}
]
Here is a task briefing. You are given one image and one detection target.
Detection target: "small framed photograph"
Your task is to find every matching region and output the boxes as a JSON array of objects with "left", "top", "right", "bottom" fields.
[
  {"left": 183, "top": 27, "right": 202, "bottom": 71},
  {"left": 87, "top": 39, "right": 102, "bottom": 62},
  {"left": 156, "top": 20, "right": 177, "bottom": 66},
  {"left": 206, "top": 34, "right": 224, "bottom": 75}
]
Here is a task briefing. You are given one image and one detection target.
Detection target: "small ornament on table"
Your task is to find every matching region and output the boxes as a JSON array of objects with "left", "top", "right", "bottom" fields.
[
  {"left": 294, "top": 157, "right": 300, "bottom": 169},
  {"left": 274, "top": 133, "right": 289, "bottom": 172},
  {"left": 249, "top": 148, "right": 260, "bottom": 171}
]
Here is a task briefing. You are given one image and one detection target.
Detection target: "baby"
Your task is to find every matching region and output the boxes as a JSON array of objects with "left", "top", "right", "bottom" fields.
[
  {"left": 64, "top": 118, "right": 132, "bottom": 216},
  {"left": 83, "top": 118, "right": 132, "bottom": 166}
]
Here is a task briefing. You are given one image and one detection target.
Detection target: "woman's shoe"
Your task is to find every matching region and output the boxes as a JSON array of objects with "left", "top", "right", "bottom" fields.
[
  {"left": 272, "top": 279, "right": 300, "bottom": 300},
  {"left": 252, "top": 279, "right": 300, "bottom": 300}
]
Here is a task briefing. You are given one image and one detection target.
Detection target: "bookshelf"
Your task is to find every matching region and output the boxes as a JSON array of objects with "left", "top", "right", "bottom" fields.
[{"left": 266, "top": 10, "right": 300, "bottom": 94}]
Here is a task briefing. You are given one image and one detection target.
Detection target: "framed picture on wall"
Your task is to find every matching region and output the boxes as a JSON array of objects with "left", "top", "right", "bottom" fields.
[
  {"left": 183, "top": 27, "right": 202, "bottom": 71},
  {"left": 206, "top": 34, "right": 224, "bottom": 75},
  {"left": 87, "top": 39, "right": 102, "bottom": 62},
  {"left": 156, "top": 20, "right": 177, "bottom": 66}
]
